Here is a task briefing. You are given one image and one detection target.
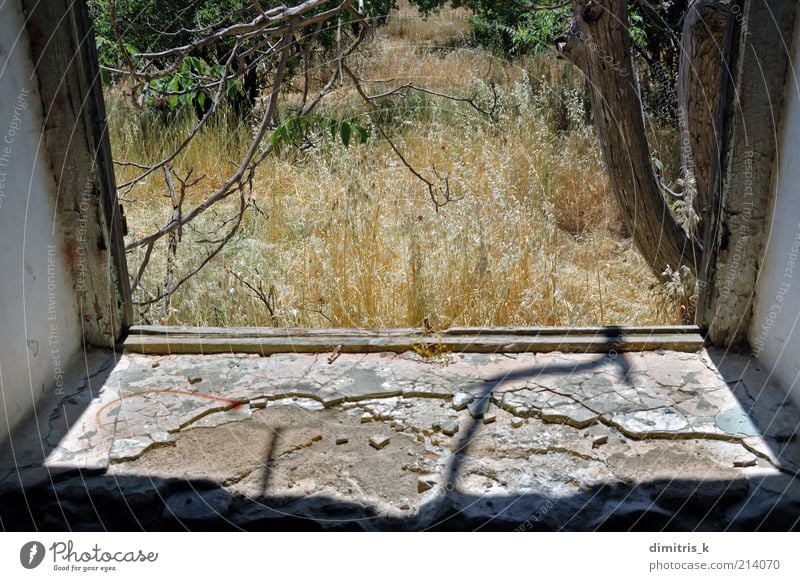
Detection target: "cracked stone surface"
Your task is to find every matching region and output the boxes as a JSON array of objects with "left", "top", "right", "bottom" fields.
[{"left": 2, "top": 346, "right": 800, "bottom": 530}]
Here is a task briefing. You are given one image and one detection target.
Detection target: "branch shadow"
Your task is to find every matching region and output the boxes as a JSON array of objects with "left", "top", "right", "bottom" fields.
[
  {"left": 2, "top": 336, "right": 800, "bottom": 531},
  {"left": 707, "top": 347, "right": 800, "bottom": 472}
]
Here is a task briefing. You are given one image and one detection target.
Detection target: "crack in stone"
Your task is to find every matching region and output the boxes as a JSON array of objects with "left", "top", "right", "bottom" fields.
[
  {"left": 519, "top": 446, "right": 602, "bottom": 463},
  {"left": 33, "top": 351, "right": 800, "bottom": 483},
  {"left": 134, "top": 383, "right": 800, "bottom": 478},
  {"left": 99, "top": 377, "right": 794, "bottom": 481},
  {"left": 108, "top": 438, "right": 176, "bottom": 465},
  {"left": 173, "top": 400, "right": 251, "bottom": 432},
  {"left": 43, "top": 356, "right": 118, "bottom": 448},
  {"left": 221, "top": 434, "right": 326, "bottom": 487},
  {"left": 0, "top": 463, "right": 44, "bottom": 485}
]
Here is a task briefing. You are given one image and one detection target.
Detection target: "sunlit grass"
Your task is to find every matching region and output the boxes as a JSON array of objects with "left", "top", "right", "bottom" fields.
[{"left": 108, "top": 2, "right": 681, "bottom": 328}]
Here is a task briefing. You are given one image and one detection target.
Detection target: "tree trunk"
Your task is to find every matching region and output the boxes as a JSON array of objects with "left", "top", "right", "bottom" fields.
[
  {"left": 677, "top": 0, "right": 730, "bottom": 236},
  {"left": 560, "top": 0, "right": 702, "bottom": 282}
]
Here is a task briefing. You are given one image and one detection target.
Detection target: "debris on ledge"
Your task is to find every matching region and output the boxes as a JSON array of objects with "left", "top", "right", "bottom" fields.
[{"left": 2, "top": 347, "right": 799, "bottom": 530}]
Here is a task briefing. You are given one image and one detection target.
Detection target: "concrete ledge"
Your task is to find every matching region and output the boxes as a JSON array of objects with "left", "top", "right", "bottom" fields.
[{"left": 123, "top": 325, "right": 706, "bottom": 355}]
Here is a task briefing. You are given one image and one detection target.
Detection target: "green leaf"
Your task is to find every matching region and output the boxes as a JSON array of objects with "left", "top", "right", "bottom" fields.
[
  {"left": 271, "top": 126, "right": 286, "bottom": 149},
  {"left": 123, "top": 42, "right": 139, "bottom": 57},
  {"left": 226, "top": 79, "right": 243, "bottom": 98},
  {"left": 289, "top": 117, "right": 303, "bottom": 142},
  {"left": 340, "top": 121, "right": 352, "bottom": 147},
  {"left": 357, "top": 125, "right": 369, "bottom": 144},
  {"left": 653, "top": 157, "right": 664, "bottom": 171},
  {"left": 168, "top": 94, "right": 179, "bottom": 110},
  {"left": 197, "top": 91, "right": 206, "bottom": 109}
]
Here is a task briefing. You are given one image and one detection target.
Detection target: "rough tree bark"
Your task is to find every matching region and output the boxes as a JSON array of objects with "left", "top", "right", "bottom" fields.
[
  {"left": 560, "top": 0, "right": 702, "bottom": 282},
  {"left": 677, "top": 0, "right": 730, "bottom": 236}
]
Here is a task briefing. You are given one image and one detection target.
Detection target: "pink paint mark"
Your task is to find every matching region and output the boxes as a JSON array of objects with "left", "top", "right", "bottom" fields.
[{"left": 95, "top": 389, "right": 244, "bottom": 431}]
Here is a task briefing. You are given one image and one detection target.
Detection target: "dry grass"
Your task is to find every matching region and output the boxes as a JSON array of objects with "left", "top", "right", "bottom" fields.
[
  {"left": 109, "top": 2, "right": 681, "bottom": 329},
  {"left": 383, "top": 0, "right": 472, "bottom": 44}
]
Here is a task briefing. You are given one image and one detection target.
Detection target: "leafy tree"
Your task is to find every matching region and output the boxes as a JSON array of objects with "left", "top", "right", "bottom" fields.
[
  {"left": 88, "top": 0, "right": 249, "bottom": 55},
  {"left": 89, "top": 0, "right": 398, "bottom": 117},
  {"left": 411, "top": 0, "right": 572, "bottom": 55},
  {"left": 100, "top": 0, "right": 730, "bottom": 314},
  {"left": 410, "top": 0, "right": 726, "bottom": 284}
]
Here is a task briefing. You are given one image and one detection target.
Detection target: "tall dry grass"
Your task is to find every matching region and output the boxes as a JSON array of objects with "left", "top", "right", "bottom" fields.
[{"left": 109, "top": 2, "right": 682, "bottom": 329}]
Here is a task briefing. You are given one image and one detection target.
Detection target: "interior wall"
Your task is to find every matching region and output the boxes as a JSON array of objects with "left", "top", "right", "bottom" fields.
[
  {"left": 0, "top": 0, "right": 82, "bottom": 443},
  {"left": 749, "top": 14, "right": 800, "bottom": 403}
]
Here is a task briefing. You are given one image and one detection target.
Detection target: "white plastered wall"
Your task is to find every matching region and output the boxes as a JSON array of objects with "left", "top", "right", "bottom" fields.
[
  {"left": 749, "top": 14, "right": 800, "bottom": 404},
  {"left": 0, "top": 0, "right": 82, "bottom": 443}
]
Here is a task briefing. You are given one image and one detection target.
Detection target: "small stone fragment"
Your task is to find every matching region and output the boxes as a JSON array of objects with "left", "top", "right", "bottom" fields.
[
  {"left": 369, "top": 435, "right": 391, "bottom": 450},
  {"left": 151, "top": 362, "right": 160, "bottom": 369},
  {"left": 187, "top": 376, "right": 202, "bottom": 385},
  {"left": 592, "top": 435, "right": 609, "bottom": 448},
  {"left": 109, "top": 436, "right": 152, "bottom": 463},
  {"left": 482, "top": 414, "right": 497, "bottom": 425},
  {"left": 417, "top": 476, "right": 438, "bottom": 493},
  {"left": 733, "top": 456, "right": 757, "bottom": 468},
  {"left": 311, "top": 433, "right": 323, "bottom": 442},
  {"left": 335, "top": 436, "right": 349, "bottom": 445},
  {"left": 440, "top": 420, "right": 459, "bottom": 437},
  {"left": 511, "top": 417, "right": 524, "bottom": 428},
  {"left": 468, "top": 397, "right": 490, "bottom": 419},
  {"left": 150, "top": 431, "right": 174, "bottom": 445},
  {"left": 452, "top": 391, "right": 474, "bottom": 411},
  {"left": 360, "top": 412, "right": 373, "bottom": 424},
  {"left": 541, "top": 406, "right": 599, "bottom": 428}
]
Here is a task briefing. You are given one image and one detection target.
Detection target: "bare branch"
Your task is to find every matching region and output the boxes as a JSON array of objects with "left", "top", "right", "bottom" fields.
[
  {"left": 126, "top": 24, "right": 296, "bottom": 251},
  {"left": 226, "top": 267, "right": 278, "bottom": 321},
  {"left": 133, "top": 0, "right": 351, "bottom": 61},
  {"left": 133, "top": 189, "right": 249, "bottom": 307},
  {"left": 342, "top": 63, "right": 473, "bottom": 210},
  {"left": 115, "top": 43, "right": 239, "bottom": 188}
]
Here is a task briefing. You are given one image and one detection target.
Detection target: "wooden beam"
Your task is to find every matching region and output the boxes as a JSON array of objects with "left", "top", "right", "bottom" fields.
[
  {"left": 698, "top": 0, "right": 798, "bottom": 346},
  {"left": 123, "top": 326, "right": 705, "bottom": 355},
  {"left": 443, "top": 325, "right": 700, "bottom": 336},
  {"left": 22, "top": 0, "right": 132, "bottom": 347}
]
